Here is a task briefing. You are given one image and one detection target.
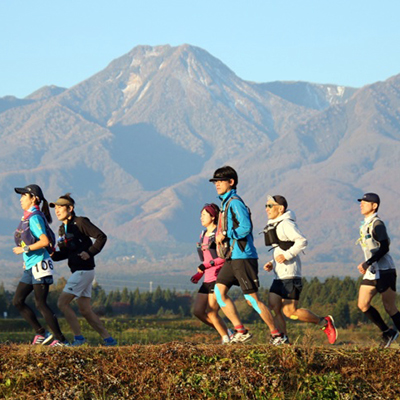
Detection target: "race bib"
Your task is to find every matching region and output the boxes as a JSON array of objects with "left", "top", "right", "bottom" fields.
[{"left": 32, "top": 258, "right": 54, "bottom": 280}]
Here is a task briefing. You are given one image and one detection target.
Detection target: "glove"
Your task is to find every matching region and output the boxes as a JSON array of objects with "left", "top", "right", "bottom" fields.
[{"left": 190, "top": 272, "right": 204, "bottom": 284}]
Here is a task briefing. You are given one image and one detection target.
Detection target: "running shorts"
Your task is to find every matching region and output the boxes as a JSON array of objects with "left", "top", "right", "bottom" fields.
[
  {"left": 361, "top": 269, "right": 397, "bottom": 293},
  {"left": 216, "top": 258, "right": 259, "bottom": 294},
  {"left": 269, "top": 278, "right": 303, "bottom": 300},
  {"left": 63, "top": 270, "right": 95, "bottom": 298}
]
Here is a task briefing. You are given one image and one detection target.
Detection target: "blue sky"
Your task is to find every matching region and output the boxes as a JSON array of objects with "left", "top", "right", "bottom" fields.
[{"left": 1, "top": 0, "right": 400, "bottom": 98}]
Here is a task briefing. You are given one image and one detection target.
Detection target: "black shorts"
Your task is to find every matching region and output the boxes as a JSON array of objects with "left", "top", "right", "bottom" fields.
[
  {"left": 216, "top": 258, "right": 259, "bottom": 294},
  {"left": 198, "top": 282, "right": 216, "bottom": 294},
  {"left": 269, "top": 278, "right": 303, "bottom": 300},
  {"left": 361, "top": 269, "right": 397, "bottom": 293}
]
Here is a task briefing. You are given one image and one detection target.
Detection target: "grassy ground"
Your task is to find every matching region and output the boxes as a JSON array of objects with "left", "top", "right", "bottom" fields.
[
  {"left": 1, "top": 342, "right": 400, "bottom": 399},
  {"left": 0, "top": 317, "right": 398, "bottom": 348},
  {"left": 1, "top": 318, "right": 400, "bottom": 399}
]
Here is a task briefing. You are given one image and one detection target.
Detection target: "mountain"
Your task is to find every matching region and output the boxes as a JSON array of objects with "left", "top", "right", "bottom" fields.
[
  {"left": 0, "top": 96, "right": 34, "bottom": 114},
  {"left": 1, "top": 44, "right": 399, "bottom": 291},
  {"left": 26, "top": 85, "right": 67, "bottom": 101},
  {"left": 258, "top": 81, "right": 357, "bottom": 110}
]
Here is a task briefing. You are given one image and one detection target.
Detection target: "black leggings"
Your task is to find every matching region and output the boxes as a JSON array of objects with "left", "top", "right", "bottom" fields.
[{"left": 13, "top": 282, "right": 65, "bottom": 341}]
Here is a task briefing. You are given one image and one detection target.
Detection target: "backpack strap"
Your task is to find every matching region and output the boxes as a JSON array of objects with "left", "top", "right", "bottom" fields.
[
  {"left": 220, "top": 195, "right": 252, "bottom": 256},
  {"left": 196, "top": 230, "right": 206, "bottom": 262},
  {"left": 26, "top": 210, "right": 56, "bottom": 252}
]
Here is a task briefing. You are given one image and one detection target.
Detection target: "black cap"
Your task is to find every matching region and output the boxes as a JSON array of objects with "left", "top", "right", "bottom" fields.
[
  {"left": 14, "top": 184, "right": 45, "bottom": 201},
  {"left": 209, "top": 166, "right": 238, "bottom": 183},
  {"left": 358, "top": 193, "right": 380, "bottom": 205},
  {"left": 270, "top": 195, "right": 288, "bottom": 210}
]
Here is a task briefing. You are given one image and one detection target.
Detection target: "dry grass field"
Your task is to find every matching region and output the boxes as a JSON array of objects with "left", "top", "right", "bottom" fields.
[{"left": 1, "top": 341, "right": 400, "bottom": 399}]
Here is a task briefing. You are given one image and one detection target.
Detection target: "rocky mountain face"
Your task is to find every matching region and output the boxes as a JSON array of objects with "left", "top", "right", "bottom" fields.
[{"left": 1, "top": 44, "right": 399, "bottom": 288}]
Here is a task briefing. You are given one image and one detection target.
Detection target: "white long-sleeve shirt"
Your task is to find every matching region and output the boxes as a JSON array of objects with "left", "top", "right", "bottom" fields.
[{"left": 266, "top": 210, "right": 307, "bottom": 279}]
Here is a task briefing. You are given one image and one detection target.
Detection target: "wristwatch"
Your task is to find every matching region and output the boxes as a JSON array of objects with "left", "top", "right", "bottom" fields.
[{"left": 23, "top": 245, "right": 30, "bottom": 253}]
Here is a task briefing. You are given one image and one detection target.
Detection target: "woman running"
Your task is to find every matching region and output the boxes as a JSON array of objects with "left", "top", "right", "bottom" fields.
[
  {"left": 191, "top": 203, "right": 231, "bottom": 343},
  {"left": 50, "top": 193, "right": 116, "bottom": 346},
  {"left": 12, "top": 184, "right": 67, "bottom": 346}
]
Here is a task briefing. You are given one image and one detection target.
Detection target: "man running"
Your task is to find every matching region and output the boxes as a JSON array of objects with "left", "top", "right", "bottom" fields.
[
  {"left": 210, "top": 166, "right": 284, "bottom": 345},
  {"left": 356, "top": 192, "right": 400, "bottom": 347},
  {"left": 263, "top": 195, "right": 337, "bottom": 344}
]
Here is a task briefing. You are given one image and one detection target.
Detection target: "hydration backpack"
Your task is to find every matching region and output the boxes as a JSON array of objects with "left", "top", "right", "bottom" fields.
[
  {"left": 196, "top": 229, "right": 218, "bottom": 262},
  {"left": 217, "top": 196, "right": 253, "bottom": 259},
  {"left": 14, "top": 210, "right": 56, "bottom": 254},
  {"left": 263, "top": 220, "right": 295, "bottom": 251}
]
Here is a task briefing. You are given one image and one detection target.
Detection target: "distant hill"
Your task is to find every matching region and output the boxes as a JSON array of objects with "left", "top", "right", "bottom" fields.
[
  {"left": 26, "top": 85, "right": 67, "bottom": 101},
  {"left": 1, "top": 44, "right": 399, "bottom": 289}
]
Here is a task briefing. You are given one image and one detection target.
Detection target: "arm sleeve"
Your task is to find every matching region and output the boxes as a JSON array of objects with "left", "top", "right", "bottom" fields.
[
  {"left": 366, "top": 221, "right": 390, "bottom": 265},
  {"left": 227, "top": 200, "right": 252, "bottom": 240},
  {"left": 51, "top": 249, "right": 69, "bottom": 262},
  {"left": 280, "top": 220, "right": 308, "bottom": 261},
  {"left": 78, "top": 217, "right": 107, "bottom": 256}
]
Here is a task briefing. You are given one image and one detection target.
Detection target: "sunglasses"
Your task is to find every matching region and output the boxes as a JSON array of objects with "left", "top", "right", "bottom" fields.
[{"left": 265, "top": 204, "right": 279, "bottom": 209}]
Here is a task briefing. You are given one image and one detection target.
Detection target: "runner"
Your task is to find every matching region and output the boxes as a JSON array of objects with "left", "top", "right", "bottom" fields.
[
  {"left": 262, "top": 195, "right": 337, "bottom": 344},
  {"left": 12, "top": 184, "right": 68, "bottom": 346},
  {"left": 210, "top": 166, "right": 284, "bottom": 345},
  {"left": 190, "top": 203, "right": 232, "bottom": 344},
  {"left": 356, "top": 192, "right": 400, "bottom": 347},
  {"left": 50, "top": 193, "right": 117, "bottom": 346}
]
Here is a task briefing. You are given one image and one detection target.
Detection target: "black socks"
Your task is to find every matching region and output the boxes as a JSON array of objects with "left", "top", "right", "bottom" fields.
[{"left": 363, "top": 306, "right": 389, "bottom": 332}]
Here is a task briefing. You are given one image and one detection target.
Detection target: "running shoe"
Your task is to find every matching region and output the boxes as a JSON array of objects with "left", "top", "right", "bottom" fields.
[
  {"left": 282, "top": 334, "right": 290, "bottom": 344},
  {"left": 321, "top": 315, "right": 338, "bottom": 344},
  {"left": 270, "top": 334, "right": 286, "bottom": 346},
  {"left": 49, "top": 340, "right": 69, "bottom": 347},
  {"left": 221, "top": 336, "right": 230, "bottom": 345},
  {"left": 221, "top": 329, "right": 235, "bottom": 344},
  {"left": 230, "top": 330, "right": 253, "bottom": 343},
  {"left": 32, "top": 331, "right": 53, "bottom": 345},
  {"left": 381, "top": 328, "right": 399, "bottom": 348},
  {"left": 71, "top": 338, "right": 87, "bottom": 347},
  {"left": 103, "top": 337, "right": 118, "bottom": 346}
]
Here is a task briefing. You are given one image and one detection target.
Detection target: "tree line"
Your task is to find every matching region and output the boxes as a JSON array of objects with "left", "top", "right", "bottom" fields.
[{"left": 0, "top": 276, "right": 398, "bottom": 328}]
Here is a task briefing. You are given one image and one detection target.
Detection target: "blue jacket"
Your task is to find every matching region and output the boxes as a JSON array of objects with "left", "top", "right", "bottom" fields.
[{"left": 219, "top": 189, "right": 258, "bottom": 259}]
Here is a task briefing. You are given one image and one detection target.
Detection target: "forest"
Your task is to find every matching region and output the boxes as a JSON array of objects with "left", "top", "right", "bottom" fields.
[{"left": 0, "top": 275, "right": 395, "bottom": 329}]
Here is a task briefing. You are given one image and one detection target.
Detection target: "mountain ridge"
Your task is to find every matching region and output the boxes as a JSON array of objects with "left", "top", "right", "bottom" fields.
[{"left": 1, "top": 44, "right": 399, "bottom": 289}]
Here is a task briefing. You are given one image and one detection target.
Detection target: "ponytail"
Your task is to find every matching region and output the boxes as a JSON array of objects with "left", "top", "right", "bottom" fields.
[{"left": 41, "top": 199, "right": 52, "bottom": 224}]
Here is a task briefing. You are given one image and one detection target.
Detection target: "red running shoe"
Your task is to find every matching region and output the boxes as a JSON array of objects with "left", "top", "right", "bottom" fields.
[{"left": 322, "top": 315, "right": 338, "bottom": 344}]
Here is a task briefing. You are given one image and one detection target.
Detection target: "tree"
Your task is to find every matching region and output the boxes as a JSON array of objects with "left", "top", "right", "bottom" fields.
[
  {"left": 333, "top": 299, "right": 351, "bottom": 328},
  {"left": 121, "top": 287, "right": 130, "bottom": 303}
]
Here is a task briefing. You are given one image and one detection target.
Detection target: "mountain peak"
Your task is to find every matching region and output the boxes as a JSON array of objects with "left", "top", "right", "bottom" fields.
[
  {"left": 26, "top": 85, "right": 67, "bottom": 100},
  {"left": 2, "top": 44, "right": 399, "bottom": 288}
]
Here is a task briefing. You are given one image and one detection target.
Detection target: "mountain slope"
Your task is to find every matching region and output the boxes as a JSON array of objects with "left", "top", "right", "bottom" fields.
[{"left": 1, "top": 44, "right": 399, "bottom": 288}]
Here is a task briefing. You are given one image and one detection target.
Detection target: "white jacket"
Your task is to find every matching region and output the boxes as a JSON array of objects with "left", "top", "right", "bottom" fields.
[{"left": 267, "top": 210, "right": 307, "bottom": 279}]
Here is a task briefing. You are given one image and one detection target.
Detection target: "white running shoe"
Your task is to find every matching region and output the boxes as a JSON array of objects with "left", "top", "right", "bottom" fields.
[
  {"left": 230, "top": 330, "right": 253, "bottom": 343},
  {"left": 270, "top": 334, "right": 285, "bottom": 346},
  {"left": 221, "top": 328, "right": 235, "bottom": 344}
]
